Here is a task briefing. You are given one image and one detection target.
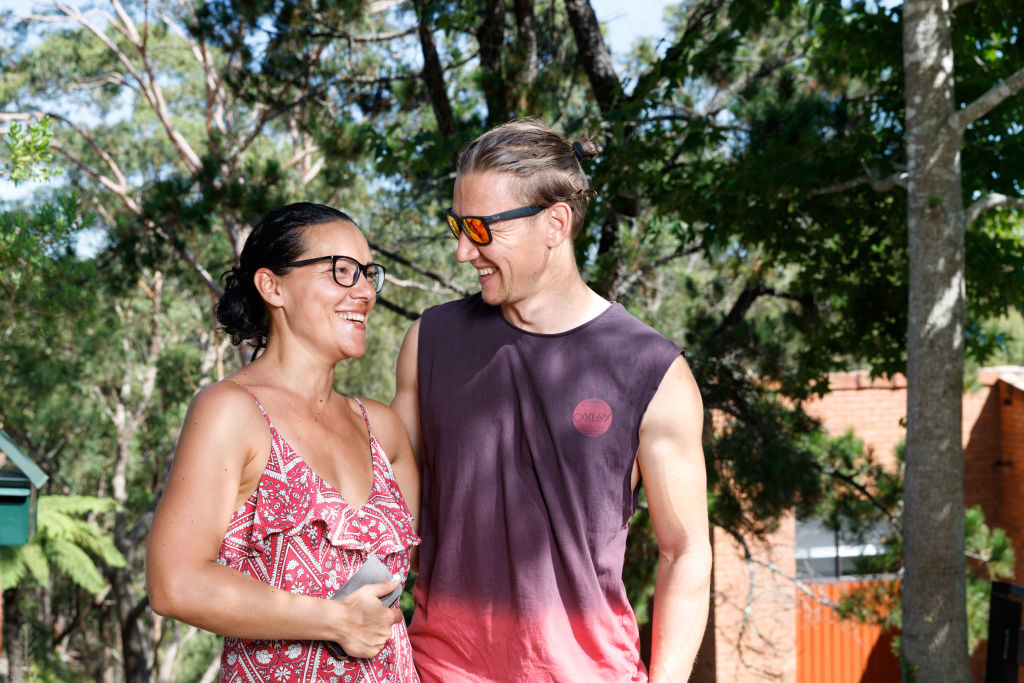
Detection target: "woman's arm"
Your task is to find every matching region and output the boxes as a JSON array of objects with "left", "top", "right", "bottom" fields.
[{"left": 146, "top": 381, "right": 401, "bottom": 657}]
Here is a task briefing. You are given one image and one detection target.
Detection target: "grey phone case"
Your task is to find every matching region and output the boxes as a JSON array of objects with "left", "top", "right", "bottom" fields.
[{"left": 323, "top": 555, "right": 402, "bottom": 660}]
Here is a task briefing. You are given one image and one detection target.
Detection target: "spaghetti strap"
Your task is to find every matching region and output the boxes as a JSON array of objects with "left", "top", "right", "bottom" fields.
[
  {"left": 226, "top": 380, "right": 272, "bottom": 427},
  {"left": 351, "top": 396, "right": 373, "bottom": 439}
]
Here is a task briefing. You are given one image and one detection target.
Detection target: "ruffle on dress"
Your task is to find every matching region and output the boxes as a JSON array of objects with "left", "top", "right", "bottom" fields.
[{"left": 219, "top": 423, "right": 420, "bottom": 571}]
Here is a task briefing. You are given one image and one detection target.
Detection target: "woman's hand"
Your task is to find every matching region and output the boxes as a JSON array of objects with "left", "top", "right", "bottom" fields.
[{"left": 332, "top": 580, "right": 405, "bottom": 658}]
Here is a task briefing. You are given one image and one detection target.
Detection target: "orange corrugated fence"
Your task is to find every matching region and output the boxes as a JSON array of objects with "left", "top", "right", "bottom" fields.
[{"left": 796, "top": 580, "right": 902, "bottom": 683}]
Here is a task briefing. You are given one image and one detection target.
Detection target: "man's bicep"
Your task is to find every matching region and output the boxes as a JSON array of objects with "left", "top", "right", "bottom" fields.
[{"left": 638, "top": 356, "right": 709, "bottom": 556}]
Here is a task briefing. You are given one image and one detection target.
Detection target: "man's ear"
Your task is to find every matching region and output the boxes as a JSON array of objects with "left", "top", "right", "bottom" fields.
[
  {"left": 544, "top": 202, "right": 573, "bottom": 248},
  {"left": 254, "top": 267, "right": 285, "bottom": 308}
]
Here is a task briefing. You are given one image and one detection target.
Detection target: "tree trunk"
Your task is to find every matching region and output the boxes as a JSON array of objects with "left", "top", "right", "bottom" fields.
[
  {"left": 112, "top": 438, "right": 154, "bottom": 683},
  {"left": 562, "top": 0, "right": 631, "bottom": 296},
  {"left": 113, "top": 563, "right": 152, "bottom": 683},
  {"left": 901, "top": 1, "right": 969, "bottom": 681},
  {"left": 512, "top": 0, "right": 538, "bottom": 113},
  {"left": 478, "top": 0, "right": 508, "bottom": 126},
  {"left": 563, "top": 0, "right": 622, "bottom": 114},
  {"left": 2, "top": 587, "right": 24, "bottom": 683},
  {"left": 414, "top": 0, "right": 456, "bottom": 139}
]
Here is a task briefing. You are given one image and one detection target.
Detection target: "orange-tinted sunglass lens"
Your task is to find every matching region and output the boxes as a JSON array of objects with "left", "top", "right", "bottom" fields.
[
  {"left": 463, "top": 217, "right": 489, "bottom": 244},
  {"left": 445, "top": 213, "right": 460, "bottom": 239}
]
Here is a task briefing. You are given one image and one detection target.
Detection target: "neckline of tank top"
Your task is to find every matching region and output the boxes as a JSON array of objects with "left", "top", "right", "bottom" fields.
[
  {"left": 495, "top": 300, "right": 621, "bottom": 338},
  {"left": 230, "top": 382, "right": 379, "bottom": 513}
]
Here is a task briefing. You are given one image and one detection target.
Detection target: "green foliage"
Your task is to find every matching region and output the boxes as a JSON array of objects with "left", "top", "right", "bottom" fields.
[
  {"left": 964, "top": 506, "right": 1016, "bottom": 651},
  {"left": 0, "top": 495, "right": 124, "bottom": 594},
  {"left": 1, "top": 117, "right": 57, "bottom": 184},
  {"left": 802, "top": 436, "right": 1014, "bottom": 656}
]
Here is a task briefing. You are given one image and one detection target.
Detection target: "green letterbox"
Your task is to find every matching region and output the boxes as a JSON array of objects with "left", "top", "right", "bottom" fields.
[{"left": 0, "top": 431, "right": 48, "bottom": 547}]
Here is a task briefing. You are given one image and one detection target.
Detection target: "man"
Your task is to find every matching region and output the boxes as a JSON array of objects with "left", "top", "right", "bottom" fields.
[{"left": 392, "top": 118, "right": 711, "bottom": 682}]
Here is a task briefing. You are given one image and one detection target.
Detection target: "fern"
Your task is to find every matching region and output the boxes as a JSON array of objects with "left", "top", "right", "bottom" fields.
[
  {"left": 67, "top": 521, "right": 125, "bottom": 568},
  {"left": 0, "top": 546, "right": 27, "bottom": 591},
  {"left": 38, "top": 495, "right": 118, "bottom": 517},
  {"left": 47, "top": 537, "right": 107, "bottom": 595},
  {"left": 1, "top": 494, "right": 125, "bottom": 594},
  {"left": 20, "top": 542, "right": 49, "bottom": 587}
]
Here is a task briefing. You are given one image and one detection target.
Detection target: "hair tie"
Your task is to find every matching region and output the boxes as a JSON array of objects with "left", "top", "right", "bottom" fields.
[{"left": 572, "top": 141, "right": 585, "bottom": 162}]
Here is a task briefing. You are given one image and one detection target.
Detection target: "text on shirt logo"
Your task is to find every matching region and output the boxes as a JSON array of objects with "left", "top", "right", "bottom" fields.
[{"left": 573, "top": 398, "right": 613, "bottom": 437}]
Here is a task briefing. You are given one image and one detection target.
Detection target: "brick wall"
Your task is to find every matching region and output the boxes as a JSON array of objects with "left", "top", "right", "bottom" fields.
[
  {"left": 704, "top": 517, "right": 798, "bottom": 682},
  {"left": 997, "top": 379, "right": 1024, "bottom": 578},
  {"left": 804, "top": 373, "right": 909, "bottom": 470},
  {"left": 705, "top": 368, "right": 1024, "bottom": 682}
]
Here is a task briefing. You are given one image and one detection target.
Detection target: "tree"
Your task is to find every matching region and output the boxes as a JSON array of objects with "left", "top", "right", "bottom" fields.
[
  {"left": 1, "top": 117, "right": 58, "bottom": 184},
  {"left": 774, "top": 1, "right": 1024, "bottom": 677}
]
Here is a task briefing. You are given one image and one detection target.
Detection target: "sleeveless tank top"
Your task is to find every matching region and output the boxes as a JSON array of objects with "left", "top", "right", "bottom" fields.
[
  {"left": 408, "top": 294, "right": 682, "bottom": 682},
  {"left": 217, "top": 385, "right": 421, "bottom": 682}
]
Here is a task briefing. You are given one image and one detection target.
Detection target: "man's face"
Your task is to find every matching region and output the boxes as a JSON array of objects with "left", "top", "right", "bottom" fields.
[{"left": 451, "top": 172, "right": 551, "bottom": 308}]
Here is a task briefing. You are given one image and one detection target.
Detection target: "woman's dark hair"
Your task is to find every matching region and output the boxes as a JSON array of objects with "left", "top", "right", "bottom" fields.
[
  {"left": 215, "top": 202, "right": 355, "bottom": 356},
  {"left": 456, "top": 117, "right": 598, "bottom": 239}
]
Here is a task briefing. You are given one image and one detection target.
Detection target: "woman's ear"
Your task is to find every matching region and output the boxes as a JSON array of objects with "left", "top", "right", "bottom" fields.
[
  {"left": 544, "top": 202, "right": 573, "bottom": 249},
  {"left": 253, "top": 268, "right": 285, "bottom": 308}
]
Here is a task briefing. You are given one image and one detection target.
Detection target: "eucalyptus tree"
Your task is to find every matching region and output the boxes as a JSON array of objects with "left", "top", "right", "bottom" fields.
[
  {"left": 0, "top": 191, "right": 216, "bottom": 680},
  {"left": 901, "top": 0, "right": 1023, "bottom": 677},
  {"left": 779, "top": 1, "right": 1024, "bottom": 678},
  {"left": 1, "top": 2, "right": 412, "bottom": 676}
]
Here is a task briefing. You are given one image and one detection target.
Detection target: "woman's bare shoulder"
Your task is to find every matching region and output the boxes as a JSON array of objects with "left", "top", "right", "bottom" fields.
[{"left": 355, "top": 397, "right": 412, "bottom": 462}]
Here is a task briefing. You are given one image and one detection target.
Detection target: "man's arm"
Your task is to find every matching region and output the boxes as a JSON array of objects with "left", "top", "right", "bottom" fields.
[
  {"left": 391, "top": 319, "right": 422, "bottom": 467},
  {"left": 637, "top": 355, "right": 712, "bottom": 682}
]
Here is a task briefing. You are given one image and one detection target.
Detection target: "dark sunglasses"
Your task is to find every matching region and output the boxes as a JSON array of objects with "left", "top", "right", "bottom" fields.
[
  {"left": 444, "top": 205, "right": 546, "bottom": 246},
  {"left": 280, "top": 255, "right": 386, "bottom": 293}
]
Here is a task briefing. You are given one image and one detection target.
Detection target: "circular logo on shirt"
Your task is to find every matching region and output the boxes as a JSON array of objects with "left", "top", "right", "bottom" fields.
[{"left": 573, "top": 398, "right": 613, "bottom": 437}]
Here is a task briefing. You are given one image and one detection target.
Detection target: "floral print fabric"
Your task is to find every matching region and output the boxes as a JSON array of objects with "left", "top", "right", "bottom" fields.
[{"left": 217, "top": 390, "right": 420, "bottom": 682}]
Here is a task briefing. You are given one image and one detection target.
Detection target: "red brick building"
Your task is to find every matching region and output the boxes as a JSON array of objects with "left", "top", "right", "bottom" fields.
[{"left": 693, "top": 366, "right": 1024, "bottom": 682}]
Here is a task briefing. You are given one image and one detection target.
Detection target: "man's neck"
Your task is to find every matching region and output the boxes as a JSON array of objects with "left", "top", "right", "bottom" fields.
[{"left": 500, "top": 275, "right": 610, "bottom": 334}]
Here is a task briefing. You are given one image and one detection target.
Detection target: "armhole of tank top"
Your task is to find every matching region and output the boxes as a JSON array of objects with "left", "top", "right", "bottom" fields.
[{"left": 629, "top": 348, "right": 684, "bottom": 516}]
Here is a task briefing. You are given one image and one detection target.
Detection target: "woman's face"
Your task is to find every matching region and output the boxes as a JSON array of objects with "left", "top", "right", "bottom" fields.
[{"left": 274, "top": 220, "right": 378, "bottom": 362}]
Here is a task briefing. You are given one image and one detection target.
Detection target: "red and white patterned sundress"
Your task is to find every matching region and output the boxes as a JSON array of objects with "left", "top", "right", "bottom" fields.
[{"left": 217, "top": 385, "right": 421, "bottom": 682}]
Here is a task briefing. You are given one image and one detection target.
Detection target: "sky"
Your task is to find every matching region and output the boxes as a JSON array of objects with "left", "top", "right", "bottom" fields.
[{"left": 591, "top": 0, "right": 672, "bottom": 56}]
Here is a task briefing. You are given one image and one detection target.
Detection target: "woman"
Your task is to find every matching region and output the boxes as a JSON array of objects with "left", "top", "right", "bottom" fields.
[{"left": 147, "top": 202, "right": 421, "bottom": 682}]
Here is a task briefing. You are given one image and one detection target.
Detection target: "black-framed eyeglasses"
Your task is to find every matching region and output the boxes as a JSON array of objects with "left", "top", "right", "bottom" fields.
[
  {"left": 444, "top": 205, "right": 546, "bottom": 246},
  {"left": 280, "top": 255, "right": 386, "bottom": 293}
]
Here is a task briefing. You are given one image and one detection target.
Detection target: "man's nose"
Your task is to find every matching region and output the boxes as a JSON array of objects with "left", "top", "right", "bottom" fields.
[{"left": 455, "top": 230, "right": 479, "bottom": 263}]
